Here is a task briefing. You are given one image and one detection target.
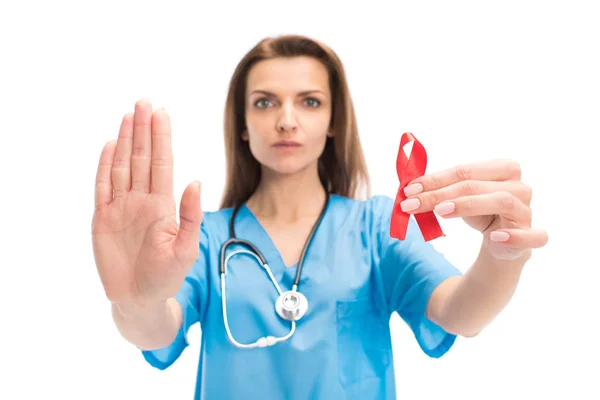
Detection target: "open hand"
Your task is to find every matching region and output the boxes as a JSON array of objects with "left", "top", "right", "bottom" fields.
[{"left": 92, "top": 99, "right": 203, "bottom": 307}]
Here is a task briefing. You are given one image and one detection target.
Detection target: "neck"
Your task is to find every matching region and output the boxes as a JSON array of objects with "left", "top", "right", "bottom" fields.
[{"left": 246, "top": 164, "right": 327, "bottom": 222}]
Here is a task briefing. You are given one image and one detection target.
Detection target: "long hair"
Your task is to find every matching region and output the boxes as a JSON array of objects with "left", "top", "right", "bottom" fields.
[{"left": 219, "top": 34, "right": 370, "bottom": 209}]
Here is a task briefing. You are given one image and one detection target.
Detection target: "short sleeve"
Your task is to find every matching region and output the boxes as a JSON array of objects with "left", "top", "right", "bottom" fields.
[
  {"left": 370, "top": 195, "right": 463, "bottom": 358},
  {"left": 141, "top": 219, "right": 211, "bottom": 370}
]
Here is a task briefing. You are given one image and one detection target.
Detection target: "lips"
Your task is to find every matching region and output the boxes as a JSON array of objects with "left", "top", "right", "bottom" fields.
[{"left": 273, "top": 140, "right": 301, "bottom": 148}]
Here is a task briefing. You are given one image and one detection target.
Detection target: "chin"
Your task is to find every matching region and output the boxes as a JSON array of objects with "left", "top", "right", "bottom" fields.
[{"left": 263, "top": 158, "right": 313, "bottom": 176}]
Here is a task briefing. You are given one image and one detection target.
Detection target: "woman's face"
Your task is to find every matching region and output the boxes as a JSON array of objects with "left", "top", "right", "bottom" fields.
[{"left": 243, "top": 56, "right": 333, "bottom": 177}]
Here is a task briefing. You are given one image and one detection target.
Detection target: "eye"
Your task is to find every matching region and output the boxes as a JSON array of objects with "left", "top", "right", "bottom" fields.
[
  {"left": 254, "top": 98, "right": 273, "bottom": 109},
  {"left": 304, "top": 97, "right": 321, "bottom": 108}
]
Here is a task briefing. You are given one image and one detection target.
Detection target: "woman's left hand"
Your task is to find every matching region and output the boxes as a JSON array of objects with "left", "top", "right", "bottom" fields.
[{"left": 400, "top": 159, "right": 548, "bottom": 261}]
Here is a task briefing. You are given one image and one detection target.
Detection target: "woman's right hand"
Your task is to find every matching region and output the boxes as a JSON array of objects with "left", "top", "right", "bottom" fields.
[{"left": 92, "top": 99, "right": 203, "bottom": 309}]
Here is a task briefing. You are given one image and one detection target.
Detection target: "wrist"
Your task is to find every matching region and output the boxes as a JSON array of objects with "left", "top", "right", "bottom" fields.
[
  {"left": 480, "top": 237, "right": 530, "bottom": 267},
  {"left": 468, "top": 243, "right": 528, "bottom": 288},
  {"left": 113, "top": 298, "right": 169, "bottom": 318}
]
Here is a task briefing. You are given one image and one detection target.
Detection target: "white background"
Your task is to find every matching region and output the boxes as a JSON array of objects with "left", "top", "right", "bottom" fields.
[{"left": 1, "top": 1, "right": 598, "bottom": 399}]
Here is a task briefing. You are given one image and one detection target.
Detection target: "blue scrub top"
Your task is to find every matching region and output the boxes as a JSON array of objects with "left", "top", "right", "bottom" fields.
[{"left": 142, "top": 194, "right": 463, "bottom": 399}]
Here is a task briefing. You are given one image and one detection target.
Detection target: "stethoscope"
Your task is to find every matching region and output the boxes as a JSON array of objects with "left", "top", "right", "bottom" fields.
[{"left": 219, "top": 193, "right": 330, "bottom": 349}]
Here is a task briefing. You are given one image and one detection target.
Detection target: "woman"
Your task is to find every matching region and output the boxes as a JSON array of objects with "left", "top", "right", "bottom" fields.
[{"left": 92, "top": 35, "right": 548, "bottom": 399}]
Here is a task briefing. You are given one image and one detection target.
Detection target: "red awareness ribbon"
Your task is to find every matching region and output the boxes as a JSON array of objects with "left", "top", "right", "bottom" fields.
[{"left": 390, "top": 132, "right": 444, "bottom": 242}]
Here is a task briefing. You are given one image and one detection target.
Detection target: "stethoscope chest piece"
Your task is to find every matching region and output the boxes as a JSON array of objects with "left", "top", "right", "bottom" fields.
[{"left": 276, "top": 290, "right": 308, "bottom": 321}]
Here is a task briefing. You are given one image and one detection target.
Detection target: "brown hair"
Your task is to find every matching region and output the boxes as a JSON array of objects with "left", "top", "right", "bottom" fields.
[{"left": 219, "top": 34, "right": 370, "bottom": 209}]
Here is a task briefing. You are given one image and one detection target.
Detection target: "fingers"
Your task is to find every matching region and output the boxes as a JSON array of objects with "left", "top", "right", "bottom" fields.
[
  {"left": 406, "top": 159, "right": 522, "bottom": 193},
  {"left": 95, "top": 140, "right": 117, "bottom": 209},
  {"left": 111, "top": 113, "right": 134, "bottom": 196},
  {"left": 433, "top": 191, "right": 532, "bottom": 224},
  {"left": 113, "top": 99, "right": 174, "bottom": 196},
  {"left": 150, "top": 109, "right": 173, "bottom": 196},
  {"left": 131, "top": 99, "right": 153, "bottom": 193},
  {"left": 175, "top": 181, "right": 203, "bottom": 263},
  {"left": 401, "top": 180, "right": 532, "bottom": 213},
  {"left": 489, "top": 228, "right": 549, "bottom": 249}
]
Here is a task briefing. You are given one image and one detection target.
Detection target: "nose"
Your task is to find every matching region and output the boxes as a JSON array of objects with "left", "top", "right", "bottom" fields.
[{"left": 277, "top": 102, "right": 298, "bottom": 133}]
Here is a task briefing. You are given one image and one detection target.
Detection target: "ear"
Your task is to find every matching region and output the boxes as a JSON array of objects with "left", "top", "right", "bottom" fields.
[
  {"left": 326, "top": 130, "right": 334, "bottom": 138},
  {"left": 241, "top": 129, "right": 249, "bottom": 141}
]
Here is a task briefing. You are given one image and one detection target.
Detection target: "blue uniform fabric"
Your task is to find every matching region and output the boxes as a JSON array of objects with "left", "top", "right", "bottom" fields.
[{"left": 142, "top": 194, "right": 463, "bottom": 399}]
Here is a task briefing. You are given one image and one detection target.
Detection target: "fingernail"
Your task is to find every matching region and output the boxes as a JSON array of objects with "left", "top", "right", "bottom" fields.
[
  {"left": 400, "top": 198, "right": 420, "bottom": 212},
  {"left": 434, "top": 201, "right": 455, "bottom": 216},
  {"left": 490, "top": 231, "right": 510, "bottom": 242},
  {"left": 404, "top": 183, "right": 423, "bottom": 196}
]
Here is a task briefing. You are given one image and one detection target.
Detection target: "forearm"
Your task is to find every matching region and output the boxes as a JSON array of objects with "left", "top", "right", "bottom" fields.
[
  {"left": 437, "top": 243, "right": 532, "bottom": 337},
  {"left": 111, "top": 298, "right": 182, "bottom": 350}
]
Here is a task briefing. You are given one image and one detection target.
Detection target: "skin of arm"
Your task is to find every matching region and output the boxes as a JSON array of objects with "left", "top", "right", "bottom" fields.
[
  {"left": 426, "top": 244, "right": 531, "bottom": 337},
  {"left": 111, "top": 298, "right": 182, "bottom": 350}
]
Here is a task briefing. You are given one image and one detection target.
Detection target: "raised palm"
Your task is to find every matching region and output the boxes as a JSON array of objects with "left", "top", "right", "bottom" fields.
[{"left": 92, "top": 99, "right": 202, "bottom": 307}]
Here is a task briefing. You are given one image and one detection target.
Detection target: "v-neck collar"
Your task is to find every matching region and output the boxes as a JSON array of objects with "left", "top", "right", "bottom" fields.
[
  {"left": 236, "top": 195, "right": 336, "bottom": 272},
  {"left": 239, "top": 203, "right": 299, "bottom": 270}
]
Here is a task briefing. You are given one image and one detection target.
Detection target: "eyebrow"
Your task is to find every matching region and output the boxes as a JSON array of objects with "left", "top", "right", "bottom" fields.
[{"left": 249, "top": 89, "right": 325, "bottom": 97}]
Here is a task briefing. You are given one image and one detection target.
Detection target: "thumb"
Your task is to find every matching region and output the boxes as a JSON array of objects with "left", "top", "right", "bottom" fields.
[{"left": 175, "top": 180, "right": 203, "bottom": 257}]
